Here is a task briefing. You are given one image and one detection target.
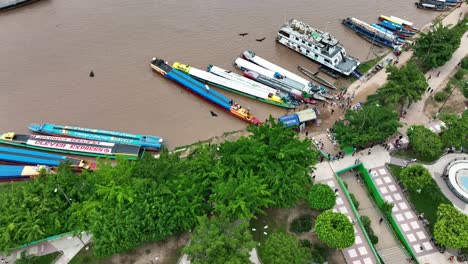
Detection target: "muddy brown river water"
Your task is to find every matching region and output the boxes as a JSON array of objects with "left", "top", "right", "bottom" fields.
[{"left": 0, "top": 0, "right": 440, "bottom": 148}]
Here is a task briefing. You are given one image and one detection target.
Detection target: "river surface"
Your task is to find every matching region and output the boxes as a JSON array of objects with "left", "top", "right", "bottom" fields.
[{"left": 0, "top": 0, "right": 440, "bottom": 148}]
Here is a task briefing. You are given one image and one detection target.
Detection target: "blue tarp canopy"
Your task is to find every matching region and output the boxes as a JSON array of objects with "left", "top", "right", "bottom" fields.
[{"left": 278, "top": 114, "right": 300, "bottom": 127}]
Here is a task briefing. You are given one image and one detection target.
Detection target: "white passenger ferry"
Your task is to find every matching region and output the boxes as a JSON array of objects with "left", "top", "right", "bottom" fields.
[{"left": 276, "top": 19, "right": 360, "bottom": 76}]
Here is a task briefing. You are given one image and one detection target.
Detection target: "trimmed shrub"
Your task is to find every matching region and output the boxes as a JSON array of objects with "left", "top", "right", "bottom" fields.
[
  {"left": 307, "top": 184, "right": 336, "bottom": 211},
  {"left": 290, "top": 215, "right": 314, "bottom": 233},
  {"left": 407, "top": 125, "right": 444, "bottom": 162},
  {"left": 315, "top": 211, "right": 355, "bottom": 249},
  {"left": 349, "top": 193, "right": 360, "bottom": 210},
  {"left": 360, "top": 215, "right": 379, "bottom": 245},
  {"left": 454, "top": 68, "right": 466, "bottom": 80},
  {"left": 461, "top": 57, "right": 468, "bottom": 70},
  {"left": 434, "top": 91, "right": 448, "bottom": 102}
]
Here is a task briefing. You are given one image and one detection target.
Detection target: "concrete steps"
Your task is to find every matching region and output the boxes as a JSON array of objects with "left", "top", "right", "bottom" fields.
[{"left": 378, "top": 246, "right": 409, "bottom": 264}]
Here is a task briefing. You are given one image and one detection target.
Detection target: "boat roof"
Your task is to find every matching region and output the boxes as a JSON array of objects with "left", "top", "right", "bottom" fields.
[
  {"left": 296, "top": 109, "right": 317, "bottom": 122},
  {"left": 280, "top": 19, "right": 339, "bottom": 47}
]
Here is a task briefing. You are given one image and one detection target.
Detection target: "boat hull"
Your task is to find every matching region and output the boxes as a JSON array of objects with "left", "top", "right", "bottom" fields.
[
  {"left": 28, "top": 124, "right": 163, "bottom": 150},
  {"left": 0, "top": 134, "right": 141, "bottom": 160},
  {"left": 150, "top": 59, "right": 261, "bottom": 125}
]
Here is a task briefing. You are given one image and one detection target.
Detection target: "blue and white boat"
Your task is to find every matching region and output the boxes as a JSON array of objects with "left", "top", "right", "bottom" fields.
[{"left": 29, "top": 123, "right": 164, "bottom": 150}]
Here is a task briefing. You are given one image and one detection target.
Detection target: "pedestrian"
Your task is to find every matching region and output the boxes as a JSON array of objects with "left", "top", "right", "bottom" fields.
[
  {"left": 419, "top": 245, "right": 424, "bottom": 251},
  {"left": 428, "top": 75, "right": 431, "bottom": 80},
  {"left": 334, "top": 188, "right": 338, "bottom": 193},
  {"left": 437, "top": 71, "right": 441, "bottom": 77},
  {"left": 368, "top": 149, "right": 372, "bottom": 155},
  {"left": 426, "top": 86, "right": 431, "bottom": 92},
  {"left": 379, "top": 218, "right": 383, "bottom": 224},
  {"left": 331, "top": 109, "right": 335, "bottom": 115},
  {"left": 430, "top": 88, "right": 434, "bottom": 94},
  {"left": 368, "top": 169, "right": 372, "bottom": 174},
  {"left": 305, "top": 131, "right": 309, "bottom": 137}
]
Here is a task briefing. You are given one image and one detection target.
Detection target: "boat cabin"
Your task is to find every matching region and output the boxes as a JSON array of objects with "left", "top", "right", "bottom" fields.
[{"left": 1, "top": 132, "right": 16, "bottom": 141}]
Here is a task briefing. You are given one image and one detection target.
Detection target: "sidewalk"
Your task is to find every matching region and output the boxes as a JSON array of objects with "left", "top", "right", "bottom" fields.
[
  {"left": 315, "top": 162, "right": 378, "bottom": 264},
  {"left": 0, "top": 233, "right": 92, "bottom": 264}
]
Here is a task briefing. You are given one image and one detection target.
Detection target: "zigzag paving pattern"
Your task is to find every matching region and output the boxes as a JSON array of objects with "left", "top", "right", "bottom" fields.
[
  {"left": 369, "top": 166, "right": 438, "bottom": 258},
  {"left": 318, "top": 178, "right": 377, "bottom": 264}
]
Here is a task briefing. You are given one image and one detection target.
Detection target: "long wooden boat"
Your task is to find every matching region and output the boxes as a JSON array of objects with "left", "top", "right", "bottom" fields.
[
  {"left": 0, "top": 165, "right": 50, "bottom": 182},
  {"left": 0, "top": 133, "right": 142, "bottom": 160},
  {"left": 242, "top": 70, "right": 304, "bottom": 101},
  {"left": 242, "top": 50, "right": 317, "bottom": 93},
  {"left": 172, "top": 62, "right": 295, "bottom": 109},
  {"left": 379, "top": 15, "right": 419, "bottom": 32},
  {"left": 0, "top": 146, "right": 95, "bottom": 170},
  {"left": 28, "top": 123, "right": 163, "bottom": 151},
  {"left": 297, "top": 66, "right": 337, "bottom": 90},
  {"left": 372, "top": 24, "right": 409, "bottom": 40},
  {"left": 342, "top": 17, "right": 403, "bottom": 48},
  {"left": 150, "top": 58, "right": 261, "bottom": 125}
]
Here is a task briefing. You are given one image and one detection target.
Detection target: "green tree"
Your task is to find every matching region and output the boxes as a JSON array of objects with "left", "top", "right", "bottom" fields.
[
  {"left": 315, "top": 211, "right": 355, "bottom": 249},
  {"left": 333, "top": 104, "right": 401, "bottom": 148},
  {"left": 413, "top": 23, "right": 462, "bottom": 69},
  {"left": 407, "top": 125, "right": 444, "bottom": 161},
  {"left": 307, "top": 184, "right": 336, "bottom": 211},
  {"left": 210, "top": 169, "right": 273, "bottom": 220},
  {"left": 399, "top": 165, "right": 434, "bottom": 192},
  {"left": 183, "top": 216, "right": 255, "bottom": 264},
  {"left": 371, "top": 60, "right": 427, "bottom": 108},
  {"left": 434, "top": 204, "right": 468, "bottom": 249},
  {"left": 440, "top": 111, "right": 468, "bottom": 149},
  {"left": 261, "top": 232, "right": 310, "bottom": 264},
  {"left": 220, "top": 117, "right": 318, "bottom": 208}
]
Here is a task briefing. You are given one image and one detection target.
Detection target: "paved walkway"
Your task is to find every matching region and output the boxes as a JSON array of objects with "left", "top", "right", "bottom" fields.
[
  {"left": 0, "top": 233, "right": 92, "bottom": 264},
  {"left": 315, "top": 162, "right": 378, "bottom": 264},
  {"left": 423, "top": 153, "right": 468, "bottom": 214}
]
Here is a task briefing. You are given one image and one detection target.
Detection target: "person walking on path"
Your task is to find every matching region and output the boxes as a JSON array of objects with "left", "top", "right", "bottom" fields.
[
  {"left": 437, "top": 71, "right": 441, "bottom": 77},
  {"left": 368, "top": 149, "right": 372, "bottom": 155},
  {"left": 426, "top": 86, "right": 431, "bottom": 93},
  {"left": 428, "top": 75, "right": 431, "bottom": 80},
  {"left": 379, "top": 218, "right": 383, "bottom": 224},
  {"left": 430, "top": 88, "right": 434, "bottom": 94},
  {"left": 331, "top": 109, "right": 334, "bottom": 115}
]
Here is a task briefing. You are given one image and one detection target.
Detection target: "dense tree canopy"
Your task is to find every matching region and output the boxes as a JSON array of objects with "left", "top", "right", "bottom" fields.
[
  {"left": 369, "top": 61, "right": 427, "bottom": 108},
  {"left": 220, "top": 117, "right": 319, "bottom": 208},
  {"left": 399, "top": 165, "right": 434, "bottom": 192},
  {"left": 307, "top": 184, "right": 336, "bottom": 211},
  {"left": 440, "top": 111, "right": 468, "bottom": 149},
  {"left": 0, "top": 119, "right": 319, "bottom": 257},
  {"left": 333, "top": 104, "right": 401, "bottom": 148},
  {"left": 407, "top": 125, "right": 444, "bottom": 161},
  {"left": 261, "top": 232, "right": 310, "bottom": 264},
  {"left": 183, "top": 216, "right": 255, "bottom": 264},
  {"left": 315, "top": 211, "right": 355, "bottom": 249},
  {"left": 434, "top": 204, "right": 468, "bottom": 249},
  {"left": 413, "top": 22, "right": 465, "bottom": 69}
]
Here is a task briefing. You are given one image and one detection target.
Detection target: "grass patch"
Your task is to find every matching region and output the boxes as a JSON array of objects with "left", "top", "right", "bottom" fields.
[
  {"left": 356, "top": 56, "right": 384, "bottom": 74},
  {"left": 387, "top": 164, "right": 452, "bottom": 232},
  {"left": 26, "top": 252, "right": 60, "bottom": 264},
  {"left": 69, "top": 245, "right": 110, "bottom": 264},
  {"left": 393, "top": 148, "right": 440, "bottom": 163}
]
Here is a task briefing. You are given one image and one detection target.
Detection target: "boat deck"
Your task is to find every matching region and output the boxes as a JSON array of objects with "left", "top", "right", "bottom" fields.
[{"left": 5, "top": 134, "right": 142, "bottom": 157}]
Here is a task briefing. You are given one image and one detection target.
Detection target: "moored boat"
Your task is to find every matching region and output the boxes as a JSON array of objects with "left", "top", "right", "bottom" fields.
[
  {"left": 242, "top": 70, "right": 304, "bottom": 101},
  {"left": 0, "top": 133, "right": 143, "bottom": 160},
  {"left": 372, "top": 24, "right": 408, "bottom": 41},
  {"left": 379, "top": 15, "right": 419, "bottom": 32},
  {"left": 414, "top": 0, "right": 450, "bottom": 11},
  {"left": 172, "top": 62, "right": 294, "bottom": 109},
  {"left": 242, "top": 50, "right": 316, "bottom": 93},
  {"left": 234, "top": 57, "right": 306, "bottom": 91},
  {"left": 28, "top": 123, "right": 163, "bottom": 151},
  {"left": 0, "top": 146, "right": 95, "bottom": 170},
  {"left": 0, "top": 165, "right": 50, "bottom": 182},
  {"left": 297, "top": 66, "right": 337, "bottom": 90},
  {"left": 342, "top": 17, "right": 402, "bottom": 48},
  {"left": 378, "top": 20, "right": 416, "bottom": 37},
  {"left": 150, "top": 58, "right": 261, "bottom": 125},
  {"left": 276, "top": 19, "right": 360, "bottom": 76}
]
